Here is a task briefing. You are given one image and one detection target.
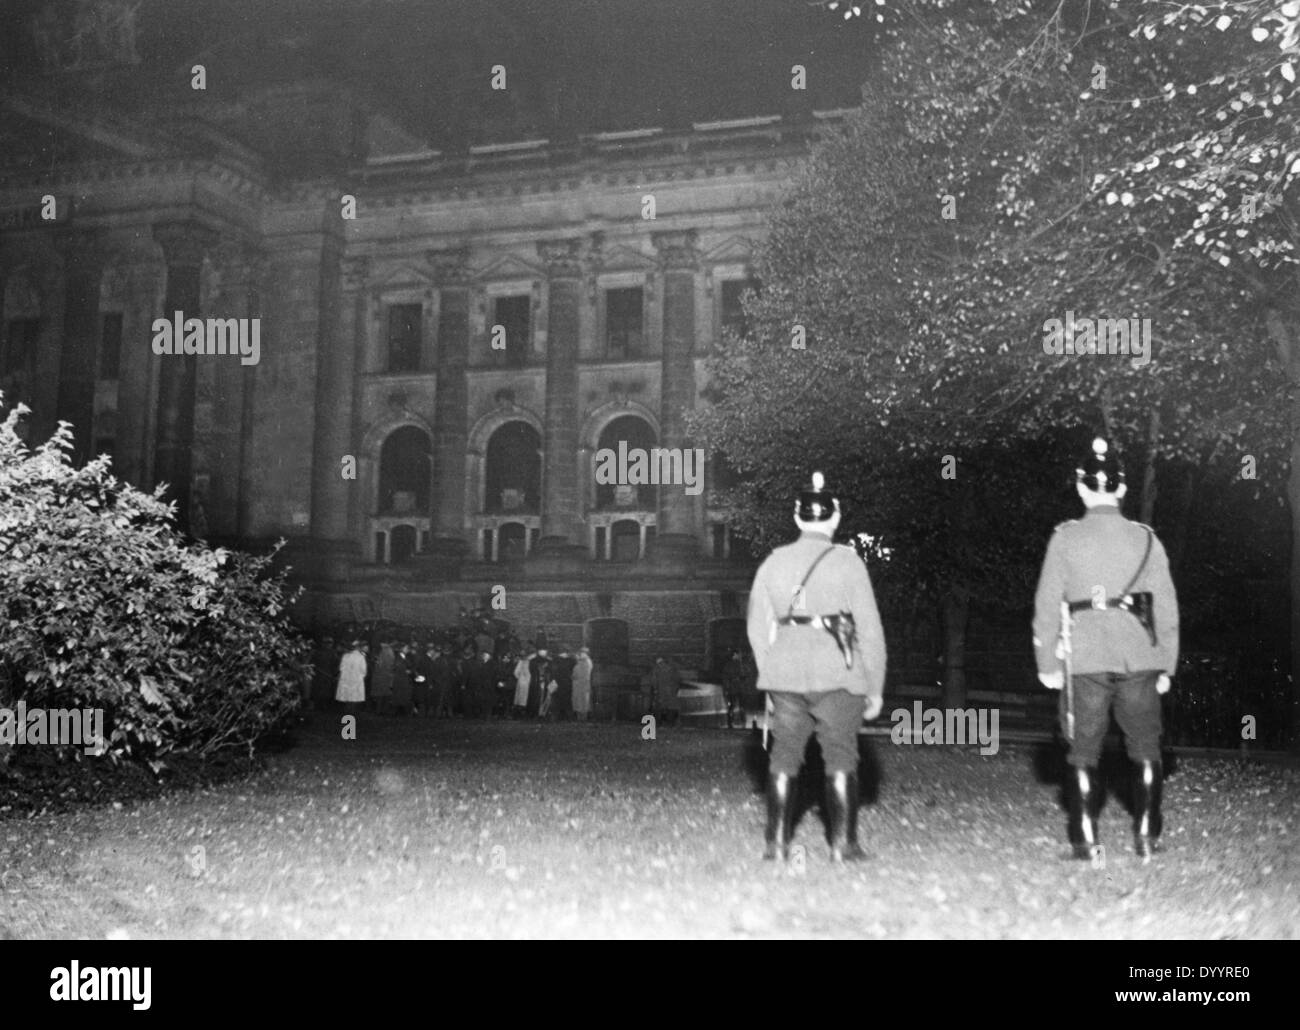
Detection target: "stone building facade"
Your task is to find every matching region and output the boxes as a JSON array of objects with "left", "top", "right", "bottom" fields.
[{"left": 0, "top": 85, "right": 849, "bottom": 671}]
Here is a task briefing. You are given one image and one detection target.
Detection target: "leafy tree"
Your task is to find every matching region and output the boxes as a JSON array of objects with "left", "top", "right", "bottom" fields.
[
  {"left": 0, "top": 397, "right": 308, "bottom": 771},
  {"left": 694, "top": 0, "right": 1295, "bottom": 728}
]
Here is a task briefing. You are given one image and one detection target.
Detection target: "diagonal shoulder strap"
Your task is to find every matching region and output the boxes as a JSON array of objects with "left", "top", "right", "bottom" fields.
[
  {"left": 1120, "top": 527, "right": 1154, "bottom": 598},
  {"left": 787, "top": 545, "right": 837, "bottom": 619}
]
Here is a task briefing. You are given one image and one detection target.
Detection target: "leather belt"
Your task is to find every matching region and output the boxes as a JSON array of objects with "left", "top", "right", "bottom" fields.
[
  {"left": 1066, "top": 591, "right": 1157, "bottom": 646},
  {"left": 1067, "top": 593, "right": 1145, "bottom": 614}
]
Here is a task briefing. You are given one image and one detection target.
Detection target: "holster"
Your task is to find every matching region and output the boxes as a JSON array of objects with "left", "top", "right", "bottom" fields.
[
  {"left": 821, "top": 612, "right": 857, "bottom": 670},
  {"left": 1124, "top": 592, "right": 1157, "bottom": 647}
]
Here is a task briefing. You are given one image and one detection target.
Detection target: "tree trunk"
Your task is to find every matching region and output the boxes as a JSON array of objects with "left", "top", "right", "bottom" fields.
[
  {"left": 941, "top": 588, "right": 970, "bottom": 710},
  {"left": 1264, "top": 305, "right": 1300, "bottom": 752},
  {"left": 1171, "top": 467, "right": 1196, "bottom": 578},
  {"left": 1139, "top": 408, "right": 1160, "bottom": 525}
]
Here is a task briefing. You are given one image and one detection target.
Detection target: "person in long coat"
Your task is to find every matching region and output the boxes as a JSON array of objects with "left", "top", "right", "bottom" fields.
[
  {"left": 512, "top": 651, "right": 532, "bottom": 718},
  {"left": 391, "top": 644, "right": 414, "bottom": 715},
  {"left": 335, "top": 639, "right": 368, "bottom": 713},
  {"left": 528, "top": 648, "right": 553, "bottom": 719},
  {"left": 572, "top": 647, "right": 593, "bottom": 720},
  {"left": 430, "top": 645, "right": 456, "bottom": 718},
  {"left": 370, "top": 640, "right": 395, "bottom": 715},
  {"left": 552, "top": 650, "right": 576, "bottom": 720},
  {"left": 464, "top": 649, "right": 497, "bottom": 719},
  {"left": 412, "top": 643, "right": 435, "bottom": 717}
]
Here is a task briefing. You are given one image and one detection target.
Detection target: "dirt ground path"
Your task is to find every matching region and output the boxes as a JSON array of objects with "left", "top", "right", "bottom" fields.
[{"left": 3, "top": 717, "right": 1297, "bottom": 939}]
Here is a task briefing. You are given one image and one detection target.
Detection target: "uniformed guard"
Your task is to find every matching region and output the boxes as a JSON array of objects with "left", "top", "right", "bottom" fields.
[
  {"left": 747, "top": 472, "right": 887, "bottom": 862},
  {"left": 1032, "top": 438, "right": 1180, "bottom": 863}
]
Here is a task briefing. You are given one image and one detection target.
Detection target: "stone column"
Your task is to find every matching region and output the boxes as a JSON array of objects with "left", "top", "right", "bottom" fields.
[
  {"left": 343, "top": 256, "right": 371, "bottom": 546},
  {"left": 651, "top": 229, "right": 701, "bottom": 566},
  {"left": 197, "top": 243, "right": 260, "bottom": 541},
  {"left": 427, "top": 248, "right": 471, "bottom": 564},
  {"left": 305, "top": 244, "right": 360, "bottom": 580},
  {"left": 152, "top": 222, "right": 217, "bottom": 533},
  {"left": 108, "top": 250, "right": 165, "bottom": 494},
  {"left": 54, "top": 228, "right": 104, "bottom": 467},
  {"left": 532, "top": 237, "right": 587, "bottom": 572}
]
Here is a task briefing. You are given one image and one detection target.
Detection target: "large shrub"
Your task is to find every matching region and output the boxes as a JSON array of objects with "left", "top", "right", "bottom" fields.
[{"left": 0, "top": 398, "right": 308, "bottom": 770}]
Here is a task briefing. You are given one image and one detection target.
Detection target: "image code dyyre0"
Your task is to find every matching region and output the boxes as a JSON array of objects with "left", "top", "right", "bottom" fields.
[{"left": 0, "top": 0, "right": 1294, "bottom": 983}]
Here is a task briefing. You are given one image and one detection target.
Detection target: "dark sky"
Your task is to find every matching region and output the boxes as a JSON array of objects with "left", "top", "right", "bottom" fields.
[{"left": 1, "top": 0, "right": 883, "bottom": 149}]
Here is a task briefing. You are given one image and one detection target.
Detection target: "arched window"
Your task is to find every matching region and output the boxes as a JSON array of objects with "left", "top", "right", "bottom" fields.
[
  {"left": 595, "top": 415, "right": 657, "bottom": 510},
  {"left": 378, "top": 426, "right": 431, "bottom": 515},
  {"left": 484, "top": 421, "right": 541, "bottom": 513}
]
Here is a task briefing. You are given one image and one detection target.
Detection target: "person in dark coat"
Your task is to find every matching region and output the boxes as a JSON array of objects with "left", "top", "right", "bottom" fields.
[
  {"left": 1032, "top": 437, "right": 1179, "bottom": 864},
  {"left": 528, "top": 636, "right": 553, "bottom": 719},
  {"left": 464, "top": 649, "right": 497, "bottom": 719},
  {"left": 412, "top": 643, "right": 436, "bottom": 717},
  {"left": 551, "top": 650, "right": 576, "bottom": 720},
  {"left": 430, "top": 645, "right": 455, "bottom": 718},
  {"left": 494, "top": 652, "right": 515, "bottom": 717},
  {"left": 390, "top": 643, "right": 414, "bottom": 715}
]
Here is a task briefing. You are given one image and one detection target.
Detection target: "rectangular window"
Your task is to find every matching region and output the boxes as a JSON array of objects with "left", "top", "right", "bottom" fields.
[
  {"left": 482, "top": 528, "right": 494, "bottom": 561},
  {"left": 720, "top": 279, "right": 755, "bottom": 340},
  {"left": 605, "top": 286, "right": 643, "bottom": 359},
  {"left": 595, "top": 525, "right": 607, "bottom": 561},
  {"left": 491, "top": 295, "right": 530, "bottom": 367},
  {"left": 99, "top": 312, "right": 123, "bottom": 380},
  {"left": 387, "top": 304, "right": 422, "bottom": 373}
]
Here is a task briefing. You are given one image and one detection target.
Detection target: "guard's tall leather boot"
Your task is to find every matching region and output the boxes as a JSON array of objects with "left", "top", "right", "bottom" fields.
[
  {"left": 827, "top": 770, "right": 867, "bottom": 862},
  {"left": 1133, "top": 759, "right": 1163, "bottom": 862},
  {"left": 1069, "top": 766, "right": 1104, "bottom": 863},
  {"left": 763, "top": 772, "right": 795, "bottom": 861}
]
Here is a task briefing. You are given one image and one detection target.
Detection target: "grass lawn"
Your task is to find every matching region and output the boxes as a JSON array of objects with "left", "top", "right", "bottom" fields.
[{"left": 3, "top": 715, "right": 1297, "bottom": 939}]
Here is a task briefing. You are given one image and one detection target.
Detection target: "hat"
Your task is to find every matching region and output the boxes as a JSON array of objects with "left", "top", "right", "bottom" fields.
[
  {"left": 1076, "top": 437, "right": 1125, "bottom": 493},
  {"left": 534, "top": 629, "right": 549, "bottom": 651},
  {"left": 796, "top": 471, "right": 840, "bottom": 522}
]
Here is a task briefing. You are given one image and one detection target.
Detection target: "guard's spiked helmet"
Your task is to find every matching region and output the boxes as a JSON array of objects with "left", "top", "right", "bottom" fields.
[
  {"left": 1076, "top": 437, "right": 1125, "bottom": 493},
  {"left": 796, "top": 471, "right": 840, "bottom": 522}
]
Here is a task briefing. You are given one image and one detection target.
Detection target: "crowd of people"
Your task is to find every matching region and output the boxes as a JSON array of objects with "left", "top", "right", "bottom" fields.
[
  {"left": 308, "top": 608, "right": 596, "bottom": 721},
  {"left": 301, "top": 607, "right": 762, "bottom": 726}
]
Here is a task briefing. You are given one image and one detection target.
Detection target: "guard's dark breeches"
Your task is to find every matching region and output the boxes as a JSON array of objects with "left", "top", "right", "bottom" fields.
[
  {"left": 768, "top": 689, "right": 865, "bottom": 776},
  {"left": 1063, "top": 670, "right": 1162, "bottom": 767}
]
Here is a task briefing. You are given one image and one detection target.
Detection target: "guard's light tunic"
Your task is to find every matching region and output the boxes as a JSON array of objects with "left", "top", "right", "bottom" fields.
[
  {"left": 747, "top": 531, "right": 887, "bottom": 700},
  {"left": 1031, "top": 503, "right": 1179, "bottom": 677}
]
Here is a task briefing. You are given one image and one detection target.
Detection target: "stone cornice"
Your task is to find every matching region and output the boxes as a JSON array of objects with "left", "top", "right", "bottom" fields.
[{"left": 0, "top": 156, "right": 268, "bottom": 202}]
